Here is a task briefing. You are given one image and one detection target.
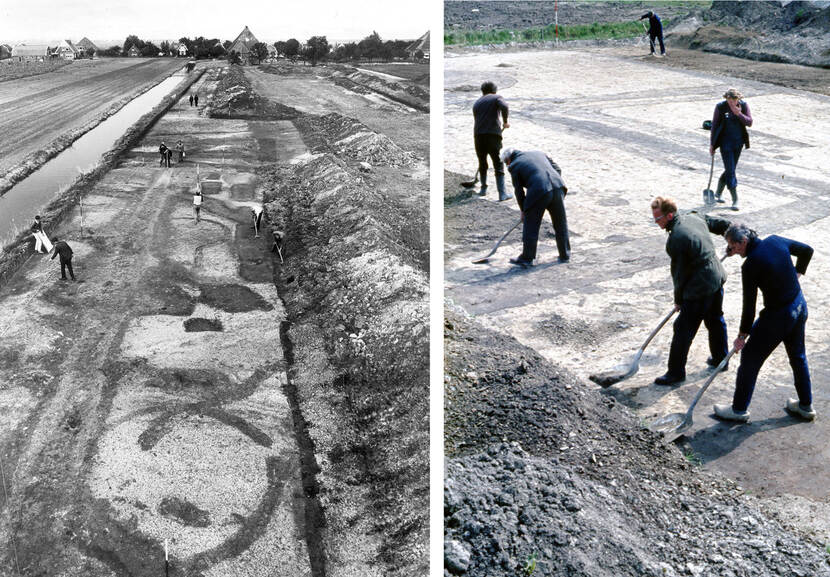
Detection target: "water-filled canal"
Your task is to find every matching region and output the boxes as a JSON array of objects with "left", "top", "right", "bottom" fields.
[{"left": 0, "top": 72, "right": 186, "bottom": 241}]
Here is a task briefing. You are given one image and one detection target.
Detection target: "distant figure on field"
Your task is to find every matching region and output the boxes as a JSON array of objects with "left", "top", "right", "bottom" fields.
[
  {"left": 189, "top": 93, "right": 194, "bottom": 106},
  {"left": 271, "top": 229, "right": 285, "bottom": 262},
  {"left": 194, "top": 93, "right": 199, "bottom": 106},
  {"left": 639, "top": 10, "right": 665, "bottom": 56},
  {"left": 251, "top": 205, "right": 264, "bottom": 238},
  {"left": 165, "top": 147, "right": 173, "bottom": 168},
  {"left": 176, "top": 140, "right": 185, "bottom": 162},
  {"left": 159, "top": 141, "right": 169, "bottom": 167},
  {"left": 714, "top": 224, "right": 816, "bottom": 423},
  {"left": 500, "top": 148, "right": 569, "bottom": 267},
  {"left": 193, "top": 186, "right": 203, "bottom": 223},
  {"left": 50, "top": 237, "right": 75, "bottom": 281},
  {"left": 710, "top": 88, "right": 753, "bottom": 211},
  {"left": 472, "top": 81, "right": 512, "bottom": 201},
  {"left": 650, "top": 196, "right": 732, "bottom": 386},
  {"left": 31, "top": 215, "right": 53, "bottom": 254}
]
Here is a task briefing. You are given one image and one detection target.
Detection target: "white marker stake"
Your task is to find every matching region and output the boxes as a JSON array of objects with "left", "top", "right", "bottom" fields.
[{"left": 165, "top": 539, "right": 169, "bottom": 576}]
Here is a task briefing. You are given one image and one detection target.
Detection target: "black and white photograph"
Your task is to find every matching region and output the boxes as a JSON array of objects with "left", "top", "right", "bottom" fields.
[{"left": 0, "top": 1, "right": 430, "bottom": 575}]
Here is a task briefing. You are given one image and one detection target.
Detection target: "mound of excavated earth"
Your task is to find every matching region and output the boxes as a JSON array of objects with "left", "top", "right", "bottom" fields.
[{"left": 444, "top": 306, "right": 830, "bottom": 577}]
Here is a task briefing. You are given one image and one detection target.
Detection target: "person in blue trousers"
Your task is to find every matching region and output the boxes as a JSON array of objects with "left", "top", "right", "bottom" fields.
[
  {"left": 714, "top": 224, "right": 816, "bottom": 422},
  {"left": 710, "top": 88, "right": 753, "bottom": 211}
]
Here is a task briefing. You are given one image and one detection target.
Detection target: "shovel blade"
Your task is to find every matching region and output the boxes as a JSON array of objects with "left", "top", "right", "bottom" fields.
[
  {"left": 461, "top": 180, "right": 477, "bottom": 188},
  {"left": 471, "top": 257, "right": 490, "bottom": 264},
  {"left": 650, "top": 412, "right": 690, "bottom": 438},
  {"left": 589, "top": 362, "right": 638, "bottom": 388}
]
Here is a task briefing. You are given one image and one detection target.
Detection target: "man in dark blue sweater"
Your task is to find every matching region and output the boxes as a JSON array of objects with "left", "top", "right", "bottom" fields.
[
  {"left": 473, "top": 81, "right": 512, "bottom": 201},
  {"left": 639, "top": 11, "right": 665, "bottom": 56},
  {"left": 714, "top": 224, "right": 815, "bottom": 422}
]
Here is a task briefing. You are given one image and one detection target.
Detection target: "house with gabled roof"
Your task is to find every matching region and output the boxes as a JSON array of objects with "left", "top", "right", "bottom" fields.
[
  {"left": 11, "top": 44, "right": 51, "bottom": 61},
  {"left": 55, "top": 39, "right": 79, "bottom": 60},
  {"left": 406, "top": 31, "right": 429, "bottom": 60},
  {"left": 228, "top": 25, "right": 259, "bottom": 64},
  {"left": 0, "top": 44, "right": 12, "bottom": 60},
  {"left": 127, "top": 45, "right": 140, "bottom": 57},
  {"left": 76, "top": 37, "right": 98, "bottom": 57}
]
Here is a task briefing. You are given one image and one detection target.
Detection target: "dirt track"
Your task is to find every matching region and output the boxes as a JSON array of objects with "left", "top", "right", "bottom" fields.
[
  {"left": 1, "top": 60, "right": 429, "bottom": 576},
  {"left": 444, "top": 42, "right": 830, "bottom": 541},
  {"left": 0, "top": 58, "right": 184, "bottom": 190}
]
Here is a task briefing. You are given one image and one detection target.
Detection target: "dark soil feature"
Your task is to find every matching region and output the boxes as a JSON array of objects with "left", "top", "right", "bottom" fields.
[
  {"left": 198, "top": 283, "right": 273, "bottom": 313},
  {"left": 444, "top": 308, "right": 830, "bottom": 576},
  {"left": 444, "top": 170, "right": 518, "bottom": 254},
  {"left": 183, "top": 317, "right": 223, "bottom": 332},
  {"left": 135, "top": 265, "right": 196, "bottom": 316},
  {"left": 535, "top": 313, "right": 627, "bottom": 347},
  {"left": 157, "top": 496, "right": 212, "bottom": 528},
  {"left": 206, "top": 64, "right": 300, "bottom": 120}
]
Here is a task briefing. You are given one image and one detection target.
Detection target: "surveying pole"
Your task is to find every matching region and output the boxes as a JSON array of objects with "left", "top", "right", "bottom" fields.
[{"left": 555, "top": 0, "right": 560, "bottom": 46}]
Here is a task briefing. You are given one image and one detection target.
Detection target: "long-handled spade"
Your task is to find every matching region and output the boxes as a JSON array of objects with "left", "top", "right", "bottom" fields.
[
  {"left": 650, "top": 347, "right": 737, "bottom": 441},
  {"left": 589, "top": 307, "right": 676, "bottom": 387},
  {"left": 702, "top": 155, "right": 715, "bottom": 205},
  {"left": 471, "top": 217, "right": 522, "bottom": 264},
  {"left": 461, "top": 169, "right": 480, "bottom": 189}
]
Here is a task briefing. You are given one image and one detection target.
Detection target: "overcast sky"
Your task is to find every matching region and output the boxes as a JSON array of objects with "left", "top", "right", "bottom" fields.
[{"left": 1, "top": 0, "right": 431, "bottom": 45}]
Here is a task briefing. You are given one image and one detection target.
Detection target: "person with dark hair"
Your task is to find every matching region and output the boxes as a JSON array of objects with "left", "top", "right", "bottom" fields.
[
  {"left": 251, "top": 205, "right": 264, "bottom": 238},
  {"left": 194, "top": 93, "right": 199, "bottom": 106},
  {"left": 159, "top": 141, "right": 168, "bottom": 167},
  {"left": 714, "top": 224, "right": 815, "bottom": 422},
  {"left": 639, "top": 10, "right": 666, "bottom": 55},
  {"left": 500, "top": 147, "right": 569, "bottom": 267},
  {"left": 50, "top": 237, "right": 75, "bottom": 281},
  {"left": 31, "top": 215, "right": 53, "bottom": 254},
  {"left": 472, "top": 81, "right": 512, "bottom": 201},
  {"left": 189, "top": 93, "right": 194, "bottom": 106},
  {"left": 650, "top": 196, "right": 732, "bottom": 386},
  {"left": 176, "top": 140, "right": 185, "bottom": 163},
  {"left": 193, "top": 186, "right": 203, "bottom": 223},
  {"left": 710, "top": 88, "right": 753, "bottom": 210}
]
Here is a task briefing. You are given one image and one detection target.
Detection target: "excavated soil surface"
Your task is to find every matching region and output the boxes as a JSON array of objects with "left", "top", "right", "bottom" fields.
[{"left": 444, "top": 13, "right": 830, "bottom": 575}]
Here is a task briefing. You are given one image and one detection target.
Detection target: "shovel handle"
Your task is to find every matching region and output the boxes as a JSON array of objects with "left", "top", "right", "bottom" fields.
[
  {"left": 471, "top": 217, "right": 522, "bottom": 263},
  {"left": 685, "top": 347, "right": 737, "bottom": 417},
  {"left": 706, "top": 154, "right": 714, "bottom": 190},
  {"left": 636, "top": 307, "right": 676, "bottom": 356}
]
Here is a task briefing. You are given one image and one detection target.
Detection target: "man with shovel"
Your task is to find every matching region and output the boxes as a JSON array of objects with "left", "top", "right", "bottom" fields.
[
  {"left": 473, "top": 81, "right": 512, "bottom": 202},
  {"left": 713, "top": 224, "right": 815, "bottom": 422},
  {"left": 651, "top": 196, "right": 730, "bottom": 386},
  {"left": 501, "top": 148, "right": 569, "bottom": 267}
]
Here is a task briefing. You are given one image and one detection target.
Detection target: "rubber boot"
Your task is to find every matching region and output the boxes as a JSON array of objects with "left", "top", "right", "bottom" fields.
[
  {"left": 496, "top": 173, "right": 512, "bottom": 201},
  {"left": 715, "top": 174, "right": 726, "bottom": 203},
  {"left": 478, "top": 168, "right": 488, "bottom": 196},
  {"left": 730, "top": 187, "right": 739, "bottom": 211}
]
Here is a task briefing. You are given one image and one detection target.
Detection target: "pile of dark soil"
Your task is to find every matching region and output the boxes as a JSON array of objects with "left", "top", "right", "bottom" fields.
[
  {"left": 206, "top": 64, "right": 300, "bottom": 120},
  {"left": 444, "top": 306, "right": 830, "bottom": 577},
  {"left": 258, "top": 149, "right": 428, "bottom": 575},
  {"left": 297, "top": 113, "right": 416, "bottom": 167},
  {"left": 326, "top": 65, "right": 430, "bottom": 112}
]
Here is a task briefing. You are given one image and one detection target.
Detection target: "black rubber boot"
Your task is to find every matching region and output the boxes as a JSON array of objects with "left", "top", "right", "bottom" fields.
[
  {"left": 478, "top": 168, "right": 488, "bottom": 196},
  {"left": 496, "top": 173, "right": 512, "bottom": 201},
  {"left": 715, "top": 174, "right": 726, "bottom": 203},
  {"left": 730, "top": 187, "right": 739, "bottom": 211}
]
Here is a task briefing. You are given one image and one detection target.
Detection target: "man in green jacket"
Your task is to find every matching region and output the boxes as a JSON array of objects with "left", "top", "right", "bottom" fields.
[{"left": 651, "top": 197, "right": 731, "bottom": 385}]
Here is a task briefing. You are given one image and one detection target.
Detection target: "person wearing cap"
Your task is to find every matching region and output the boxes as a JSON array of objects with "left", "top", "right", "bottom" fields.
[
  {"left": 472, "top": 81, "right": 512, "bottom": 201},
  {"left": 30, "top": 215, "right": 53, "bottom": 254},
  {"left": 713, "top": 223, "right": 816, "bottom": 422},
  {"left": 639, "top": 11, "right": 665, "bottom": 56},
  {"left": 650, "top": 196, "right": 732, "bottom": 386},
  {"left": 500, "top": 148, "right": 569, "bottom": 267},
  {"left": 710, "top": 88, "right": 753, "bottom": 211}
]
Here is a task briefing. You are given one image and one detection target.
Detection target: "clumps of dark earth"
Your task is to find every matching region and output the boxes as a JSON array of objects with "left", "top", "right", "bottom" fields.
[
  {"left": 444, "top": 307, "right": 830, "bottom": 577},
  {"left": 183, "top": 317, "right": 223, "bottom": 332},
  {"left": 157, "top": 497, "right": 212, "bottom": 528},
  {"left": 535, "top": 313, "right": 628, "bottom": 348}
]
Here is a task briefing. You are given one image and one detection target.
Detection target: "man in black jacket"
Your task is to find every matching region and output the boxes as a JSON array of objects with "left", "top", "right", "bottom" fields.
[
  {"left": 651, "top": 196, "right": 731, "bottom": 386},
  {"left": 51, "top": 238, "right": 75, "bottom": 281},
  {"left": 713, "top": 224, "right": 815, "bottom": 422},
  {"left": 473, "top": 81, "right": 512, "bottom": 201},
  {"left": 501, "top": 148, "right": 569, "bottom": 267},
  {"left": 639, "top": 11, "right": 665, "bottom": 55},
  {"left": 710, "top": 88, "right": 753, "bottom": 210}
]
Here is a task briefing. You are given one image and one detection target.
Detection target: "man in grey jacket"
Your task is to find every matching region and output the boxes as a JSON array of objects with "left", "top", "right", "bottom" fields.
[
  {"left": 651, "top": 196, "right": 731, "bottom": 385},
  {"left": 501, "top": 148, "right": 569, "bottom": 267}
]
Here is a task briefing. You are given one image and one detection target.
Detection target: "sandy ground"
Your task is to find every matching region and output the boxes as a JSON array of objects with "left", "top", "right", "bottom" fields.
[
  {"left": 0, "top": 65, "right": 314, "bottom": 576},
  {"left": 0, "top": 58, "right": 184, "bottom": 182},
  {"left": 444, "top": 44, "right": 830, "bottom": 538}
]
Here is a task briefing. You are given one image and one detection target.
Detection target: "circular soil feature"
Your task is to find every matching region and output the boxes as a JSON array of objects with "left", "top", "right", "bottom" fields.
[
  {"left": 198, "top": 284, "right": 273, "bottom": 313},
  {"left": 183, "top": 317, "right": 223, "bottom": 332},
  {"left": 157, "top": 496, "right": 211, "bottom": 528}
]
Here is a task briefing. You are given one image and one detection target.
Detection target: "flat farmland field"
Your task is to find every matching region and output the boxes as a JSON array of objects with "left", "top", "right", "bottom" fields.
[{"left": 0, "top": 58, "right": 185, "bottom": 180}]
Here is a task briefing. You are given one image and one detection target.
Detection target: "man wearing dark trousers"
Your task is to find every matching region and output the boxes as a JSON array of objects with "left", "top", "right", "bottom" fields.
[
  {"left": 651, "top": 196, "right": 731, "bottom": 386},
  {"left": 51, "top": 238, "right": 75, "bottom": 281},
  {"left": 714, "top": 224, "right": 815, "bottom": 422},
  {"left": 639, "top": 10, "right": 665, "bottom": 55},
  {"left": 710, "top": 88, "right": 753, "bottom": 210},
  {"left": 473, "top": 81, "right": 512, "bottom": 201},
  {"left": 501, "top": 148, "right": 569, "bottom": 267}
]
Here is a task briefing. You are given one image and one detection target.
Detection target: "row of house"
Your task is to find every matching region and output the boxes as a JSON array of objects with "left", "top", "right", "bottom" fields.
[{"left": 0, "top": 37, "right": 99, "bottom": 61}]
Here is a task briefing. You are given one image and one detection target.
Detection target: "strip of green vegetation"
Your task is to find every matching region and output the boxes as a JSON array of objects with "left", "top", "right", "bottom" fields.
[{"left": 445, "top": 19, "right": 672, "bottom": 46}]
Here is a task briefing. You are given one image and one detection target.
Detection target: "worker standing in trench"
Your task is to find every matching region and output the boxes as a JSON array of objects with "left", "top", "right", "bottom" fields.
[
  {"left": 713, "top": 223, "right": 816, "bottom": 423},
  {"left": 650, "top": 196, "right": 732, "bottom": 386}
]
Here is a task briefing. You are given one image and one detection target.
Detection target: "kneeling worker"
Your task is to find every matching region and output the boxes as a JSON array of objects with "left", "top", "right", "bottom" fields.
[
  {"left": 501, "top": 148, "right": 570, "bottom": 267},
  {"left": 651, "top": 196, "right": 731, "bottom": 385},
  {"left": 714, "top": 224, "right": 815, "bottom": 422}
]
